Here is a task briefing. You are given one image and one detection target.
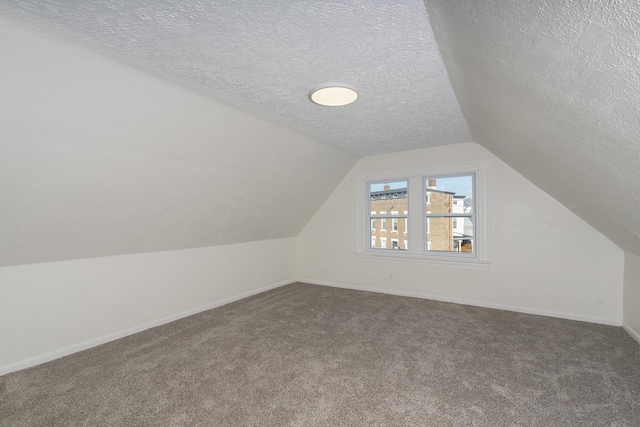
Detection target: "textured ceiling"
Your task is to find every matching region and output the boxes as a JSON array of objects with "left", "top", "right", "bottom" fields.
[
  {"left": 424, "top": 0, "right": 640, "bottom": 255},
  {"left": 5, "top": 0, "right": 471, "bottom": 156},
  {"left": 6, "top": 0, "right": 640, "bottom": 266}
]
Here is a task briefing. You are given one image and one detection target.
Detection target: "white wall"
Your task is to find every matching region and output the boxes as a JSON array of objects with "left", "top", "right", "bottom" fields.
[
  {"left": 0, "top": 238, "right": 296, "bottom": 374},
  {"left": 623, "top": 252, "right": 640, "bottom": 344},
  {"left": 297, "top": 143, "right": 624, "bottom": 325}
]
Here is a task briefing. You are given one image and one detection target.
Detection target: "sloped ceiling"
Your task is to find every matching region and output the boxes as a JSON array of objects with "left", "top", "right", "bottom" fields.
[
  {"left": 1, "top": 0, "right": 472, "bottom": 267},
  {"left": 0, "top": 13, "right": 358, "bottom": 266},
  {"left": 4, "top": 0, "right": 639, "bottom": 267},
  {"left": 424, "top": 0, "right": 640, "bottom": 255},
  {"left": 4, "top": 0, "right": 471, "bottom": 155}
]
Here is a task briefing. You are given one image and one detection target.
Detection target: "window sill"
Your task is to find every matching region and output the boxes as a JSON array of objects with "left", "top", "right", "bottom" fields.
[{"left": 355, "top": 250, "right": 490, "bottom": 268}]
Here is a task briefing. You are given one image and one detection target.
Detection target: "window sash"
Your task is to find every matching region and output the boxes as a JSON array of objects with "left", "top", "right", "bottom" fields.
[
  {"left": 367, "top": 180, "right": 409, "bottom": 251},
  {"left": 425, "top": 215, "right": 474, "bottom": 254},
  {"left": 423, "top": 172, "right": 476, "bottom": 256}
]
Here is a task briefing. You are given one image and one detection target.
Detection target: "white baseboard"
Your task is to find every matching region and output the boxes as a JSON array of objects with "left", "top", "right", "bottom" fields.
[
  {"left": 623, "top": 322, "right": 640, "bottom": 346},
  {"left": 299, "top": 278, "right": 623, "bottom": 327},
  {"left": 0, "top": 279, "right": 295, "bottom": 376}
]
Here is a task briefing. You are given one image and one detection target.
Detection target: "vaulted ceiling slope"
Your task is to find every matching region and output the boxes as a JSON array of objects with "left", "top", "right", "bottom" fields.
[
  {"left": 424, "top": 0, "right": 640, "bottom": 255},
  {"left": 4, "top": 0, "right": 471, "bottom": 156},
  {"left": 1, "top": 1, "right": 472, "bottom": 267},
  {"left": 0, "top": 13, "right": 358, "bottom": 266}
]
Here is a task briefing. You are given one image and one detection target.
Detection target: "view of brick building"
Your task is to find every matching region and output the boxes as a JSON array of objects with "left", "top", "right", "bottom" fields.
[
  {"left": 370, "top": 179, "right": 473, "bottom": 252},
  {"left": 370, "top": 185, "right": 409, "bottom": 250}
]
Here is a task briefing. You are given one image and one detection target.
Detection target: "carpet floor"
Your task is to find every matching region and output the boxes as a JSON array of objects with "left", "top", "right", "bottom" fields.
[{"left": 1, "top": 282, "right": 640, "bottom": 426}]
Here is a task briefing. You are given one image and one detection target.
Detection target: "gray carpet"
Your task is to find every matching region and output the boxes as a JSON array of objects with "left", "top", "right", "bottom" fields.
[{"left": 1, "top": 282, "right": 639, "bottom": 426}]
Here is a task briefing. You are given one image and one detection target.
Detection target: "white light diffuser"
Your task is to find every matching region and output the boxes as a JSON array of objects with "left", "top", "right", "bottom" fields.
[{"left": 309, "top": 83, "right": 358, "bottom": 106}]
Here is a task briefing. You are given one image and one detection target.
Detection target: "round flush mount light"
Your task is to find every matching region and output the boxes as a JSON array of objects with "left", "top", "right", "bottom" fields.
[{"left": 309, "top": 83, "right": 358, "bottom": 107}]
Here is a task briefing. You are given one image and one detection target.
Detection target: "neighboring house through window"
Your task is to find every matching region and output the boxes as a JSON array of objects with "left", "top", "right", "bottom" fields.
[
  {"left": 357, "top": 160, "right": 488, "bottom": 264},
  {"left": 367, "top": 180, "right": 408, "bottom": 250}
]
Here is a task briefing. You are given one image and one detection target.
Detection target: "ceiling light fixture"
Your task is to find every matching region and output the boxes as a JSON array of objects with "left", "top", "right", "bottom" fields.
[{"left": 309, "top": 83, "right": 358, "bottom": 107}]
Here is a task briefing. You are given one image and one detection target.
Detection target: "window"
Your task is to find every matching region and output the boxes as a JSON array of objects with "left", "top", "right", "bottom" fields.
[
  {"left": 357, "top": 160, "right": 488, "bottom": 263},
  {"left": 368, "top": 180, "right": 408, "bottom": 250},
  {"left": 425, "top": 174, "right": 474, "bottom": 254}
]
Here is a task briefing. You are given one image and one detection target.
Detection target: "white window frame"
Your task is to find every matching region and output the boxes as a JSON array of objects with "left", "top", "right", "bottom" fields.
[
  {"left": 367, "top": 178, "right": 408, "bottom": 251},
  {"left": 356, "top": 160, "right": 489, "bottom": 265},
  {"left": 424, "top": 172, "right": 476, "bottom": 259}
]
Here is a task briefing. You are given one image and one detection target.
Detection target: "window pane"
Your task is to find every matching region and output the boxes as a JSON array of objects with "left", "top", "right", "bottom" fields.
[
  {"left": 370, "top": 180, "right": 408, "bottom": 216},
  {"left": 425, "top": 175, "right": 473, "bottom": 214},
  {"left": 426, "top": 216, "right": 473, "bottom": 253},
  {"left": 371, "top": 218, "right": 408, "bottom": 250},
  {"left": 370, "top": 180, "right": 408, "bottom": 195}
]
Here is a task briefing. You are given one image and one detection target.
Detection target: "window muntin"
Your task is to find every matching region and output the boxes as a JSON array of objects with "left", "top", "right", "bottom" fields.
[{"left": 369, "top": 180, "right": 408, "bottom": 251}]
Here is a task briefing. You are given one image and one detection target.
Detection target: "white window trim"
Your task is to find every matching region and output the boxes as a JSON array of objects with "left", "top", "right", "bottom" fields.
[
  {"left": 423, "top": 172, "right": 476, "bottom": 260},
  {"left": 356, "top": 160, "right": 489, "bottom": 265}
]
